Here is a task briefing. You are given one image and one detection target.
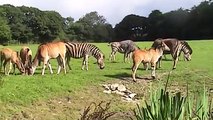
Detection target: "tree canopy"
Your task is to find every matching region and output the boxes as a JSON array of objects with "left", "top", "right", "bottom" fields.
[{"left": 0, "top": 1, "right": 213, "bottom": 44}]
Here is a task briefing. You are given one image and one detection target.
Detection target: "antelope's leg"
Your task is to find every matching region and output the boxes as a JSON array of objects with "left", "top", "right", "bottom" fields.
[
  {"left": 12, "top": 63, "right": 16, "bottom": 74},
  {"left": 57, "top": 57, "right": 62, "bottom": 74},
  {"left": 3, "top": 60, "right": 7, "bottom": 75},
  {"left": 158, "top": 56, "right": 162, "bottom": 68},
  {"left": 132, "top": 62, "right": 140, "bottom": 82},
  {"left": 7, "top": 61, "right": 12, "bottom": 75},
  {"left": 42, "top": 59, "right": 48, "bottom": 75},
  {"left": 47, "top": 61, "right": 53, "bottom": 74},
  {"left": 0, "top": 57, "right": 2, "bottom": 72},
  {"left": 151, "top": 63, "right": 156, "bottom": 79},
  {"left": 143, "top": 62, "right": 148, "bottom": 71},
  {"left": 62, "top": 56, "right": 66, "bottom": 74}
]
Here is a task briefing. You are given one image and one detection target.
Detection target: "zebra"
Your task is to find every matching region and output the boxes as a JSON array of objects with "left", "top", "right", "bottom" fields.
[
  {"left": 108, "top": 40, "right": 139, "bottom": 63},
  {"left": 151, "top": 38, "right": 192, "bottom": 69},
  {"left": 65, "top": 42, "right": 105, "bottom": 70}
]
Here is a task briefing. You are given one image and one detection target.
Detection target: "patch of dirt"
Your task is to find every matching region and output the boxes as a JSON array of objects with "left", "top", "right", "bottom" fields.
[{"left": 5, "top": 72, "right": 184, "bottom": 120}]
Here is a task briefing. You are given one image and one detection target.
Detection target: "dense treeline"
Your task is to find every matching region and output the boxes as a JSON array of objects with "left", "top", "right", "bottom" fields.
[{"left": 0, "top": 1, "right": 213, "bottom": 44}]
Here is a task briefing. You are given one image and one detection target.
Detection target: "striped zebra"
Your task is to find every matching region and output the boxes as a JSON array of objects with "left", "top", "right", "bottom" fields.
[
  {"left": 65, "top": 42, "right": 105, "bottom": 70},
  {"left": 151, "top": 38, "right": 192, "bottom": 69},
  {"left": 108, "top": 40, "right": 139, "bottom": 62}
]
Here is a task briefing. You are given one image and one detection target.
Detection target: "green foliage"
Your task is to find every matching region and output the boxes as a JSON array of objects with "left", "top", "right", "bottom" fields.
[
  {"left": 0, "top": 8, "right": 11, "bottom": 44},
  {"left": 1, "top": 1, "right": 213, "bottom": 43},
  {"left": 133, "top": 79, "right": 213, "bottom": 120}
]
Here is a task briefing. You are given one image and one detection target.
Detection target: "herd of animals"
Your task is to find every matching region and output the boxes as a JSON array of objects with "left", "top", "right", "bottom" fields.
[{"left": 0, "top": 38, "right": 192, "bottom": 82}]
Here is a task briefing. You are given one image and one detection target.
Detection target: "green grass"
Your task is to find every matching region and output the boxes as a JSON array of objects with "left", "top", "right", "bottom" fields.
[{"left": 0, "top": 40, "right": 212, "bottom": 119}]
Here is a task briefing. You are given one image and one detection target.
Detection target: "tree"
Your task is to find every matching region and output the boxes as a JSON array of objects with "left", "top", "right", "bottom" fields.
[
  {"left": 114, "top": 14, "right": 148, "bottom": 41},
  {"left": 0, "top": 8, "right": 11, "bottom": 44},
  {"left": 76, "top": 11, "right": 113, "bottom": 42}
]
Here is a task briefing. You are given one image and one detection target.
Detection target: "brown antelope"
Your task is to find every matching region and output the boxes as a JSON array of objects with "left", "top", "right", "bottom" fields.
[
  {"left": 0, "top": 48, "right": 25, "bottom": 75},
  {"left": 31, "top": 41, "right": 67, "bottom": 75},
  {"left": 20, "top": 46, "right": 33, "bottom": 75},
  {"left": 131, "top": 41, "right": 165, "bottom": 82}
]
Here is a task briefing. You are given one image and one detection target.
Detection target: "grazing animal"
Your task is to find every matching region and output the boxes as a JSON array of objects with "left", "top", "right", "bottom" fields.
[
  {"left": 0, "top": 48, "right": 25, "bottom": 75},
  {"left": 151, "top": 38, "right": 192, "bottom": 69},
  {"left": 132, "top": 41, "right": 165, "bottom": 82},
  {"left": 65, "top": 42, "right": 105, "bottom": 70},
  {"left": 108, "top": 40, "right": 139, "bottom": 62},
  {"left": 20, "top": 46, "right": 33, "bottom": 75},
  {"left": 31, "top": 41, "right": 67, "bottom": 75}
]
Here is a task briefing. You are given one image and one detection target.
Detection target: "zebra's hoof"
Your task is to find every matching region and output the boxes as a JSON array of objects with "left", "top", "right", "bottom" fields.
[{"left": 172, "top": 68, "right": 176, "bottom": 70}]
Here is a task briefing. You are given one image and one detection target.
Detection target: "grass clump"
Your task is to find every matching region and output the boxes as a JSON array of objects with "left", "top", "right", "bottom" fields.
[{"left": 80, "top": 101, "right": 116, "bottom": 120}]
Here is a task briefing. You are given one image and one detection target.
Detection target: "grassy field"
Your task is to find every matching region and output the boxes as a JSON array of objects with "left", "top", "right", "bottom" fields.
[{"left": 0, "top": 40, "right": 212, "bottom": 119}]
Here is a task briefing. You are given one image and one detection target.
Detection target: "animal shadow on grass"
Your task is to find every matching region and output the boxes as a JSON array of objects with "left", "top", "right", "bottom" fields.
[{"left": 104, "top": 72, "right": 153, "bottom": 82}]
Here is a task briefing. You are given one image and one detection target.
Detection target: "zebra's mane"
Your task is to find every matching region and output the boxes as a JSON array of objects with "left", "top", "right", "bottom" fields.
[
  {"left": 182, "top": 41, "right": 193, "bottom": 54},
  {"left": 87, "top": 44, "right": 103, "bottom": 58}
]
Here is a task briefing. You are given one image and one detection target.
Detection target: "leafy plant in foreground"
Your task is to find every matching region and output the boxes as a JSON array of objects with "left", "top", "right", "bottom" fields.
[{"left": 133, "top": 73, "right": 213, "bottom": 120}]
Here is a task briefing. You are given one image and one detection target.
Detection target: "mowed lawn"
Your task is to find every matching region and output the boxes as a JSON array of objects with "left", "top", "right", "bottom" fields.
[{"left": 0, "top": 40, "right": 212, "bottom": 119}]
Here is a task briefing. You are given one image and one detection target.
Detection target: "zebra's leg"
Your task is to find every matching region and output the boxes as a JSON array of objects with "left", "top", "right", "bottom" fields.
[
  {"left": 109, "top": 51, "right": 116, "bottom": 62},
  {"left": 132, "top": 62, "right": 140, "bottom": 82},
  {"left": 124, "top": 53, "right": 128, "bottom": 63},
  {"left": 58, "top": 55, "right": 66, "bottom": 74},
  {"left": 173, "top": 57, "right": 178, "bottom": 70},
  {"left": 151, "top": 62, "right": 156, "bottom": 79},
  {"left": 66, "top": 56, "right": 72, "bottom": 70},
  {"left": 113, "top": 52, "right": 116, "bottom": 61},
  {"left": 127, "top": 53, "right": 131, "bottom": 63},
  {"left": 85, "top": 55, "right": 89, "bottom": 71},
  {"left": 82, "top": 55, "right": 89, "bottom": 70}
]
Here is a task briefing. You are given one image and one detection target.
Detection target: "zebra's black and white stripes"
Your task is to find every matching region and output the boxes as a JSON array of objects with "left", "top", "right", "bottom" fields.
[
  {"left": 152, "top": 38, "right": 192, "bottom": 69},
  {"left": 65, "top": 42, "right": 105, "bottom": 70},
  {"left": 108, "top": 40, "right": 139, "bottom": 62}
]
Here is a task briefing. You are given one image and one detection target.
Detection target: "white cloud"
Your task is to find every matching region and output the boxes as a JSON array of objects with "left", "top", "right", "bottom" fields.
[{"left": 0, "top": 0, "right": 204, "bottom": 26}]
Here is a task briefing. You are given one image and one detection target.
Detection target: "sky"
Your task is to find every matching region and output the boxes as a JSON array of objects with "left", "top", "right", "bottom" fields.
[{"left": 0, "top": 0, "right": 204, "bottom": 26}]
